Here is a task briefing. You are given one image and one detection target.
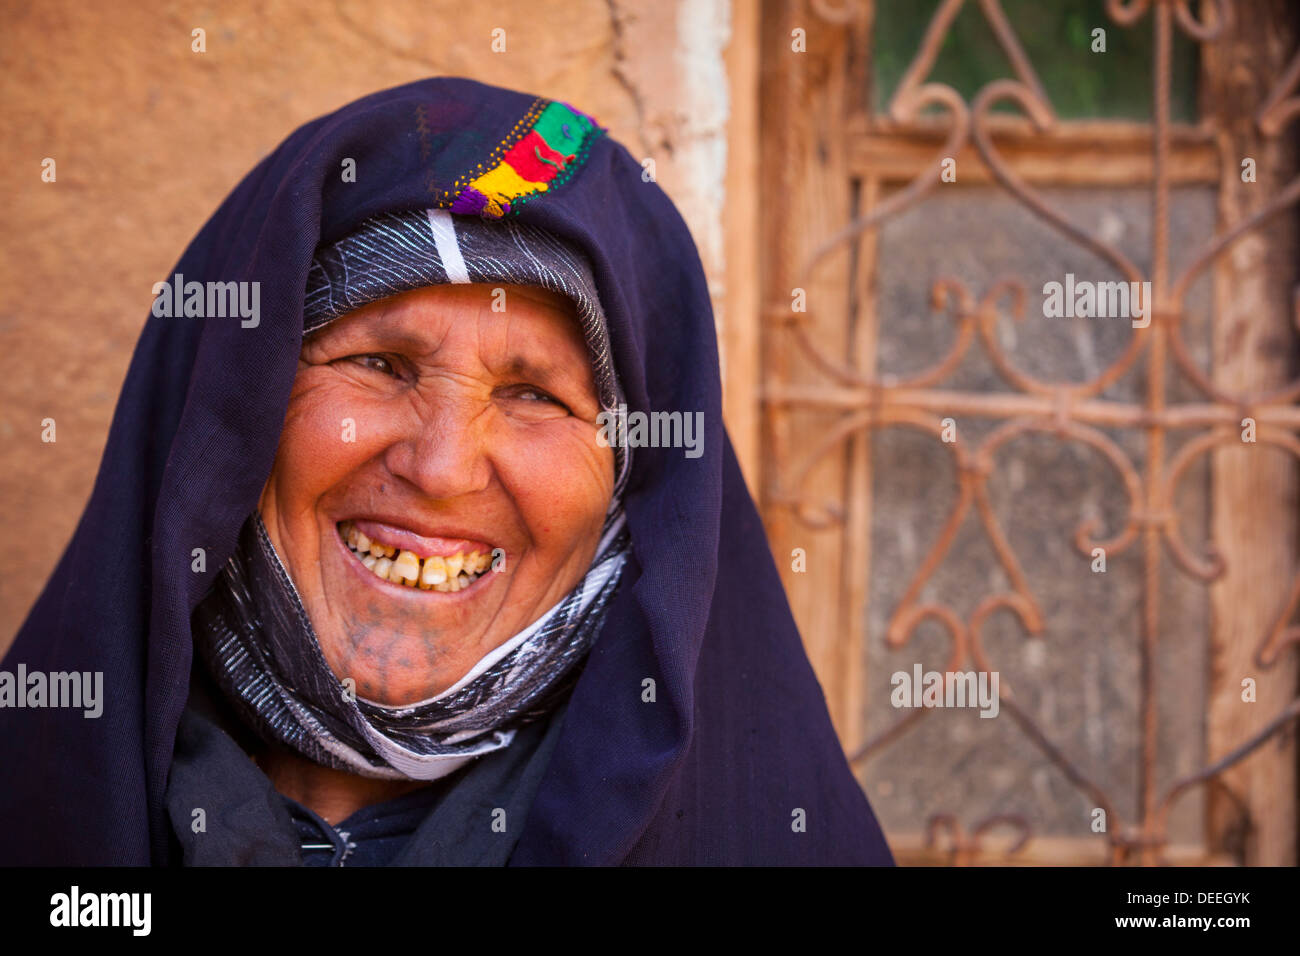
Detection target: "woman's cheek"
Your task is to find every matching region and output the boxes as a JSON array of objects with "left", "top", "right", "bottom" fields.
[
  {"left": 507, "top": 430, "right": 612, "bottom": 543},
  {"left": 281, "top": 380, "right": 376, "bottom": 476}
]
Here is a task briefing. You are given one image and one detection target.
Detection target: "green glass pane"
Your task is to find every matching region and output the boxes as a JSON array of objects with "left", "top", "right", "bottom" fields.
[{"left": 874, "top": 0, "right": 1198, "bottom": 122}]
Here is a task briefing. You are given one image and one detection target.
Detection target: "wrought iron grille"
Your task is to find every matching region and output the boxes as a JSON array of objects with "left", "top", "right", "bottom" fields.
[{"left": 763, "top": 0, "right": 1300, "bottom": 864}]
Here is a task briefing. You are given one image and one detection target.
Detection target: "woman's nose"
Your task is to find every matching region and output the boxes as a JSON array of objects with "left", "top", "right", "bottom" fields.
[{"left": 381, "top": 398, "right": 493, "bottom": 501}]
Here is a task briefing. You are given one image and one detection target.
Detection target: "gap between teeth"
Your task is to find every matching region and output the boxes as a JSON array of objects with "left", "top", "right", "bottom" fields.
[{"left": 338, "top": 521, "right": 492, "bottom": 592}]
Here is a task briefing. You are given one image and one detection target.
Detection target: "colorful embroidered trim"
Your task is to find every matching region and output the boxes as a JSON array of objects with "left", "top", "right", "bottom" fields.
[{"left": 447, "top": 100, "right": 602, "bottom": 220}]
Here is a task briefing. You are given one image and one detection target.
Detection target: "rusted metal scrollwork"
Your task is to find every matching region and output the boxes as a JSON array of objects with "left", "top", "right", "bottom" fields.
[
  {"left": 767, "top": 0, "right": 1300, "bottom": 864},
  {"left": 926, "top": 812, "right": 1032, "bottom": 866}
]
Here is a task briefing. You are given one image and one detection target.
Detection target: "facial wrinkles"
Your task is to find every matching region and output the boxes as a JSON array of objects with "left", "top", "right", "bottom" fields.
[
  {"left": 262, "top": 283, "right": 614, "bottom": 705},
  {"left": 492, "top": 306, "right": 612, "bottom": 513},
  {"left": 319, "top": 349, "right": 499, "bottom": 640},
  {"left": 498, "top": 299, "right": 602, "bottom": 423}
]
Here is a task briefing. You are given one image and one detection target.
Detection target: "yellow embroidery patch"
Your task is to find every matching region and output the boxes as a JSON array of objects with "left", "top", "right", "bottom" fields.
[{"left": 470, "top": 163, "right": 550, "bottom": 217}]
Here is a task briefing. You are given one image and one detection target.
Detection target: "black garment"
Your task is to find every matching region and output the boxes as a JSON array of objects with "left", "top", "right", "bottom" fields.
[
  {"left": 166, "top": 678, "right": 569, "bottom": 866},
  {"left": 290, "top": 786, "right": 444, "bottom": 867}
]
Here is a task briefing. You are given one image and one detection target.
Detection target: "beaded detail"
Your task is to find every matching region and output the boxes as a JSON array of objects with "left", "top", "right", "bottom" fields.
[{"left": 438, "top": 99, "right": 603, "bottom": 219}]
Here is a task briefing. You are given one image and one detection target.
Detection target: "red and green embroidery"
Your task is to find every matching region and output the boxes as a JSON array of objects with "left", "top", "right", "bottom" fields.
[{"left": 447, "top": 100, "right": 602, "bottom": 219}]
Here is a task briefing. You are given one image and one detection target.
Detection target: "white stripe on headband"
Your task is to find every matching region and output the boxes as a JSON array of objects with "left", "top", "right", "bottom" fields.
[{"left": 425, "top": 208, "right": 470, "bottom": 284}]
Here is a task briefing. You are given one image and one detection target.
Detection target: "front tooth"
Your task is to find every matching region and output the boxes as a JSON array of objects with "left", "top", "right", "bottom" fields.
[
  {"left": 373, "top": 556, "right": 393, "bottom": 580},
  {"left": 445, "top": 553, "right": 464, "bottom": 577},
  {"left": 392, "top": 550, "right": 420, "bottom": 584},
  {"left": 422, "top": 556, "right": 447, "bottom": 587}
]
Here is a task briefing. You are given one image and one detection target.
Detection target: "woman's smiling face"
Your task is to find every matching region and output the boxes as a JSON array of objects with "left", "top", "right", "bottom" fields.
[{"left": 258, "top": 283, "right": 614, "bottom": 706}]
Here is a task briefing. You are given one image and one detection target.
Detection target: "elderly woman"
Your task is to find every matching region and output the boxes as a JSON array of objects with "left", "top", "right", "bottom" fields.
[{"left": 0, "top": 78, "right": 892, "bottom": 866}]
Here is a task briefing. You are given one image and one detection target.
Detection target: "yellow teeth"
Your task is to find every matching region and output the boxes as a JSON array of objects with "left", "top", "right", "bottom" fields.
[
  {"left": 421, "top": 556, "right": 447, "bottom": 587},
  {"left": 338, "top": 521, "right": 493, "bottom": 593},
  {"left": 392, "top": 550, "right": 420, "bottom": 585}
]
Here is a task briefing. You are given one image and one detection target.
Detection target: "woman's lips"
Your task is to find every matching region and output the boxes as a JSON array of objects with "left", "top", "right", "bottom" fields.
[
  {"left": 336, "top": 520, "right": 499, "bottom": 594},
  {"left": 348, "top": 518, "right": 496, "bottom": 558}
]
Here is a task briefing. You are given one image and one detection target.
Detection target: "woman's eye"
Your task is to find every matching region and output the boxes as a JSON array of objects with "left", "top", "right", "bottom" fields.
[
  {"left": 348, "top": 354, "right": 399, "bottom": 377},
  {"left": 507, "top": 386, "right": 570, "bottom": 413}
]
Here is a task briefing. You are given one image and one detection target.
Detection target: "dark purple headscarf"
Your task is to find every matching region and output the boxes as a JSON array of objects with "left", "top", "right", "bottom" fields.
[{"left": 0, "top": 77, "right": 893, "bottom": 865}]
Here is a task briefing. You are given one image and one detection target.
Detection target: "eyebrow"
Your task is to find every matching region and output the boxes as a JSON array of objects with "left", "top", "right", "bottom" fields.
[
  {"left": 502, "top": 354, "right": 582, "bottom": 389},
  {"left": 313, "top": 322, "right": 429, "bottom": 352}
]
